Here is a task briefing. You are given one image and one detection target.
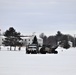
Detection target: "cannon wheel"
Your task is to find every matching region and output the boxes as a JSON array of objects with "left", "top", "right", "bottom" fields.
[
  {"left": 53, "top": 51, "right": 58, "bottom": 54},
  {"left": 40, "top": 47, "right": 46, "bottom": 54}
]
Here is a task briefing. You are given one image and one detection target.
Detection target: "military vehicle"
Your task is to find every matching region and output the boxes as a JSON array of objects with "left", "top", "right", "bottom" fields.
[
  {"left": 40, "top": 45, "right": 58, "bottom": 54},
  {"left": 26, "top": 44, "right": 39, "bottom": 54}
]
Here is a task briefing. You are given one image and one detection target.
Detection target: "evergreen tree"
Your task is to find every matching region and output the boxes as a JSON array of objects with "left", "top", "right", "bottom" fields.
[
  {"left": 62, "top": 40, "right": 70, "bottom": 49},
  {"left": 32, "top": 36, "right": 38, "bottom": 44},
  {"left": 3, "top": 27, "right": 22, "bottom": 50}
]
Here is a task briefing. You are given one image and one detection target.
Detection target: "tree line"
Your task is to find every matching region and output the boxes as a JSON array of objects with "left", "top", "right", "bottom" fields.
[
  {"left": 2, "top": 27, "right": 76, "bottom": 50},
  {"left": 39, "top": 31, "right": 76, "bottom": 49}
]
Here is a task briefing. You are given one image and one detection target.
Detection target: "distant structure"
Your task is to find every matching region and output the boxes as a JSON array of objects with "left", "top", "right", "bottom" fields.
[
  {"left": 21, "top": 35, "right": 43, "bottom": 46},
  {"left": 0, "top": 36, "right": 2, "bottom": 46},
  {"left": 68, "top": 41, "right": 72, "bottom": 47},
  {"left": 0, "top": 29, "right": 3, "bottom": 46},
  {"left": 0, "top": 35, "right": 5, "bottom": 46}
]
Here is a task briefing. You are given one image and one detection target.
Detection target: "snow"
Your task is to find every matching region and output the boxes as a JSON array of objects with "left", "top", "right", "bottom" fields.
[{"left": 0, "top": 46, "right": 76, "bottom": 75}]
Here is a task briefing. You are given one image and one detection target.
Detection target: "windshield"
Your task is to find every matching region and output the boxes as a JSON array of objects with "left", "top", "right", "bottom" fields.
[{"left": 28, "top": 46, "right": 37, "bottom": 48}]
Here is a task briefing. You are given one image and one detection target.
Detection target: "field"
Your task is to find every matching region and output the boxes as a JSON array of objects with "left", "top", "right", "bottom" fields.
[{"left": 0, "top": 46, "right": 76, "bottom": 75}]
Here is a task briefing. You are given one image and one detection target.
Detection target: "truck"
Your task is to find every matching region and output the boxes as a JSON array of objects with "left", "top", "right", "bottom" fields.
[{"left": 26, "top": 44, "right": 39, "bottom": 54}]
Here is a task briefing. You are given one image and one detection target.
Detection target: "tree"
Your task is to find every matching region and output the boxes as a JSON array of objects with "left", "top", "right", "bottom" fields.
[
  {"left": 3, "top": 27, "right": 22, "bottom": 50},
  {"left": 56, "top": 31, "right": 63, "bottom": 42},
  {"left": 47, "top": 36, "right": 57, "bottom": 46},
  {"left": 62, "top": 40, "right": 70, "bottom": 49},
  {"left": 43, "top": 36, "right": 47, "bottom": 45},
  {"left": 39, "top": 33, "right": 45, "bottom": 39},
  {"left": 39, "top": 33, "right": 47, "bottom": 46},
  {"left": 56, "top": 31, "right": 62, "bottom": 36},
  {"left": 32, "top": 36, "right": 38, "bottom": 44},
  {"left": 59, "top": 35, "right": 70, "bottom": 49}
]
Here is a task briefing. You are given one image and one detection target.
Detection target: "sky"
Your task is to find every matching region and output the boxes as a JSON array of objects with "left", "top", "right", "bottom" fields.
[{"left": 0, "top": 0, "right": 76, "bottom": 36}]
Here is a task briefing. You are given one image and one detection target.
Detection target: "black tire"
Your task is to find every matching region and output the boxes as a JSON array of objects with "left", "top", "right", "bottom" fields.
[
  {"left": 42, "top": 51, "right": 46, "bottom": 54},
  {"left": 40, "top": 48, "right": 46, "bottom": 54},
  {"left": 26, "top": 50, "right": 30, "bottom": 54},
  {"left": 31, "top": 50, "right": 37, "bottom": 54},
  {"left": 54, "top": 51, "right": 58, "bottom": 54}
]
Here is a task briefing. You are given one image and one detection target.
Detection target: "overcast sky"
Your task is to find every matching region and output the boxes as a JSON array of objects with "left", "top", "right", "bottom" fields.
[{"left": 0, "top": 0, "right": 76, "bottom": 36}]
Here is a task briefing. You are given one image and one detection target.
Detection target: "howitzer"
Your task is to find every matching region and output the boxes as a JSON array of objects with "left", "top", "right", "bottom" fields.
[{"left": 40, "top": 45, "right": 59, "bottom": 54}]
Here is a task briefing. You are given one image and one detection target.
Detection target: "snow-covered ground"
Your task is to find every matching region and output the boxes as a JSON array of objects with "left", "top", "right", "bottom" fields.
[{"left": 0, "top": 46, "right": 76, "bottom": 75}]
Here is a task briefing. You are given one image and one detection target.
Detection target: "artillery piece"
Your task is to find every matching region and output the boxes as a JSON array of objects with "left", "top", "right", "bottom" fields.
[{"left": 40, "top": 45, "right": 59, "bottom": 54}]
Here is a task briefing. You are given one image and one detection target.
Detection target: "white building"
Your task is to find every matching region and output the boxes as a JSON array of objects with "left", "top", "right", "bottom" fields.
[
  {"left": 68, "top": 41, "right": 72, "bottom": 47},
  {"left": 21, "top": 35, "right": 43, "bottom": 46},
  {"left": 0, "top": 36, "right": 2, "bottom": 46},
  {"left": 0, "top": 36, "right": 5, "bottom": 46}
]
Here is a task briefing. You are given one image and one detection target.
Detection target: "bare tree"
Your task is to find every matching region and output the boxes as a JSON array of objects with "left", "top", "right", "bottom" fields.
[{"left": 39, "top": 33, "right": 45, "bottom": 39}]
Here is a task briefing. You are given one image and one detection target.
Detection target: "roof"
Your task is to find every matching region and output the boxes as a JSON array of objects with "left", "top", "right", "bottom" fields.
[
  {"left": 0, "top": 36, "right": 6, "bottom": 38},
  {"left": 21, "top": 36, "right": 31, "bottom": 39}
]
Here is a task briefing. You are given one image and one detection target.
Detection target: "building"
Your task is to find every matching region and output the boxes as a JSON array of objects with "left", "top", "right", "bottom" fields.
[
  {"left": 21, "top": 35, "right": 43, "bottom": 46},
  {"left": 0, "top": 36, "right": 5, "bottom": 46},
  {"left": 0, "top": 36, "right": 2, "bottom": 46}
]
